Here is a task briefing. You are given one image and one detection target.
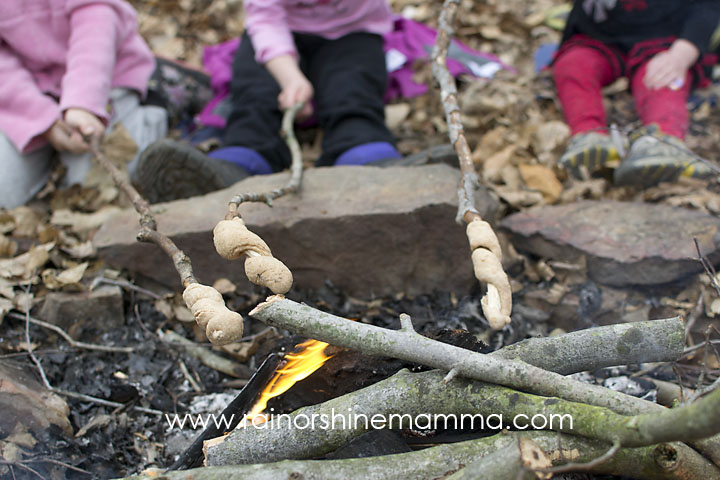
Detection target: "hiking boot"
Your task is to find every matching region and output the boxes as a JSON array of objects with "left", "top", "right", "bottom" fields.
[
  {"left": 559, "top": 132, "right": 621, "bottom": 178},
  {"left": 136, "top": 140, "right": 250, "bottom": 203},
  {"left": 614, "top": 128, "right": 713, "bottom": 188}
]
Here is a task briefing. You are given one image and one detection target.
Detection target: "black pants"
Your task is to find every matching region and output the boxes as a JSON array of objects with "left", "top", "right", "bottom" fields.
[{"left": 224, "top": 31, "right": 395, "bottom": 170}]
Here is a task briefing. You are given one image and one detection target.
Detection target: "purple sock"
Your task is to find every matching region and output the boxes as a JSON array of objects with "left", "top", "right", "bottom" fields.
[
  {"left": 208, "top": 146, "right": 273, "bottom": 175},
  {"left": 334, "top": 142, "right": 401, "bottom": 166}
]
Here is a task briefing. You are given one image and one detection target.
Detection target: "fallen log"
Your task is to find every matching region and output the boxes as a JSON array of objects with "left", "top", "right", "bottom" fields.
[{"left": 123, "top": 431, "right": 720, "bottom": 480}]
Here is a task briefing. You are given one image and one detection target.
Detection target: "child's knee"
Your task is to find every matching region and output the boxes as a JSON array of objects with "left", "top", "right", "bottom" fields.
[{"left": 0, "top": 132, "right": 53, "bottom": 208}]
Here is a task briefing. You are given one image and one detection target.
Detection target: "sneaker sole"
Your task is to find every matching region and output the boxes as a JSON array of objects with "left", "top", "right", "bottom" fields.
[
  {"left": 560, "top": 147, "right": 618, "bottom": 178},
  {"left": 136, "top": 140, "right": 248, "bottom": 203},
  {"left": 614, "top": 159, "right": 712, "bottom": 188}
]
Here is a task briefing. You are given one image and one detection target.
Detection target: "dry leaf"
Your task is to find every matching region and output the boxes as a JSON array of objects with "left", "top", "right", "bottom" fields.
[
  {"left": 213, "top": 278, "right": 237, "bottom": 295},
  {"left": 56, "top": 262, "right": 88, "bottom": 285},
  {"left": 494, "top": 185, "right": 544, "bottom": 208},
  {"left": 0, "top": 278, "right": 14, "bottom": 300},
  {"left": 0, "top": 211, "right": 15, "bottom": 234},
  {"left": 154, "top": 298, "right": 174, "bottom": 320},
  {"left": 0, "top": 234, "right": 18, "bottom": 258},
  {"left": 0, "top": 297, "right": 12, "bottom": 322},
  {"left": 51, "top": 207, "right": 122, "bottom": 233},
  {"left": 531, "top": 121, "right": 570, "bottom": 156},
  {"left": 173, "top": 303, "right": 196, "bottom": 323},
  {"left": 12, "top": 292, "right": 34, "bottom": 313},
  {"left": 385, "top": 103, "right": 411, "bottom": 130},
  {"left": 482, "top": 145, "right": 516, "bottom": 183},
  {"left": 61, "top": 240, "right": 97, "bottom": 259},
  {"left": 26, "top": 244, "right": 52, "bottom": 276},
  {"left": 519, "top": 164, "right": 563, "bottom": 202},
  {"left": 9, "top": 206, "right": 42, "bottom": 237}
]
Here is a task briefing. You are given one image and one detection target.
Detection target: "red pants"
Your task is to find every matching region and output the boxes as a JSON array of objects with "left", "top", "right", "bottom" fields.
[{"left": 553, "top": 42, "right": 691, "bottom": 139}]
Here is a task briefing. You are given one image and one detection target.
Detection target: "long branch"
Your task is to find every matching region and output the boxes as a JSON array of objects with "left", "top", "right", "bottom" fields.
[
  {"left": 226, "top": 103, "right": 304, "bottom": 219},
  {"left": 432, "top": 0, "right": 512, "bottom": 329},
  {"left": 90, "top": 140, "right": 197, "bottom": 286},
  {"left": 432, "top": 0, "right": 480, "bottom": 224},
  {"left": 127, "top": 431, "right": 720, "bottom": 480}
]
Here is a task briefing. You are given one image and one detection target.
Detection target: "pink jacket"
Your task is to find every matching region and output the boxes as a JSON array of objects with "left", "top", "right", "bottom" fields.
[
  {"left": 245, "top": 0, "right": 393, "bottom": 64},
  {"left": 0, "top": 0, "right": 155, "bottom": 152}
]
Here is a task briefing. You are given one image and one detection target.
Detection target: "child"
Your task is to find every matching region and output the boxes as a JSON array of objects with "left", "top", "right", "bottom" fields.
[
  {"left": 137, "top": 0, "right": 403, "bottom": 204},
  {"left": 553, "top": 0, "right": 720, "bottom": 187},
  {"left": 0, "top": 0, "right": 168, "bottom": 209}
]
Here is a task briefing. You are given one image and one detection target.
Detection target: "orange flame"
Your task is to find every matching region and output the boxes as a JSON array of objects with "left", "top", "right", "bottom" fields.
[{"left": 245, "top": 339, "right": 334, "bottom": 424}]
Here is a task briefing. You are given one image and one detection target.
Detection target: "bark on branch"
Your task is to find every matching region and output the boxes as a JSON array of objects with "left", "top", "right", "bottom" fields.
[
  {"left": 125, "top": 431, "right": 720, "bottom": 480},
  {"left": 225, "top": 103, "right": 304, "bottom": 219},
  {"left": 90, "top": 140, "right": 197, "bottom": 286},
  {"left": 432, "top": 0, "right": 511, "bottom": 329}
]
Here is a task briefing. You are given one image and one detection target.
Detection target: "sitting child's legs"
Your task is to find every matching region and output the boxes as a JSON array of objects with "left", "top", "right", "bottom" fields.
[
  {"left": 220, "top": 33, "right": 287, "bottom": 173},
  {"left": 0, "top": 132, "right": 53, "bottom": 209},
  {"left": 554, "top": 44, "right": 621, "bottom": 176},
  {"left": 630, "top": 60, "right": 690, "bottom": 140},
  {"left": 304, "top": 32, "right": 400, "bottom": 166},
  {"left": 615, "top": 61, "right": 710, "bottom": 186}
]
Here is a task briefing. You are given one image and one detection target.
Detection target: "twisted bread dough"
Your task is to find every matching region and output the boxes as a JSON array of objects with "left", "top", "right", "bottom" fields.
[
  {"left": 183, "top": 282, "right": 244, "bottom": 345},
  {"left": 467, "top": 218, "right": 511, "bottom": 329},
  {"left": 213, "top": 218, "right": 293, "bottom": 294}
]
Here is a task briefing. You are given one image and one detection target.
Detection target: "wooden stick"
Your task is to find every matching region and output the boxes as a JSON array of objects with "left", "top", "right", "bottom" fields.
[{"left": 226, "top": 103, "right": 304, "bottom": 219}]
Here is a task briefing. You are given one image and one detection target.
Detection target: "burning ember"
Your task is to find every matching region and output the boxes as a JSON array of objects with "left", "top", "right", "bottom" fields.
[{"left": 244, "top": 339, "right": 334, "bottom": 424}]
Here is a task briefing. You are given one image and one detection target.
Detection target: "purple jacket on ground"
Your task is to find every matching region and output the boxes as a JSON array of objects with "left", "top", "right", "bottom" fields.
[{"left": 0, "top": 0, "right": 155, "bottom": 152}]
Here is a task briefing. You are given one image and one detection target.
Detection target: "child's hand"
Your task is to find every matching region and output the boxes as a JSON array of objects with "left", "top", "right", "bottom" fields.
[
  {"left": 43, "top": 119, "right": 90, "bottom": 153},
  {"left": 265, "top": 54, "right": 314, "bottom": 119},
  {"left": 64, "top": 108, "right": 105, "bottom": 143},
  {"left": 644, "top": 39, "right": 699, "bottom": 90},
  {"left": 278, "top": 76, "right": 314, "bottom": 119}
]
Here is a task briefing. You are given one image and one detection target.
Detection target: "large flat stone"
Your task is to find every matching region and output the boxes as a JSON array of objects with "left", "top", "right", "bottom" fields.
[
  {"left": 500, "top": 200, "right": 720, "bottom": 286},
  {"left": 94, "top": 165, "right": 497, "bottom": 297}
]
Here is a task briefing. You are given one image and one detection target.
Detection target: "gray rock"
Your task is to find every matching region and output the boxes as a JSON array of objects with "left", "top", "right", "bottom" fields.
[
  {"left": 94, "top": 165, "right": 498, "bottom": 297},
  {"left": 37, "top": 285, "right": 124, "bottom": 339},
  {"left": 501, "top": 200, "right": 720, "bottom": 286}
]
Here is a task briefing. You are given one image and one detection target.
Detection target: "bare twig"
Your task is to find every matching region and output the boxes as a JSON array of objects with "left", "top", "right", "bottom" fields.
[
  {"left": 158, "top": 330, "right": 250, "bottom": 378},
  {"left": 0, "top": 460, "right": 45, "bottom": 480},
  {"left": 432, "top": 0, "right": 512, "bottom": 329},
  {"left": 226, "top": 103, "right": 304, "bottom": 219},
  {"left": 90, "top": 276, "right": 162, "bottom": 300},
  {"left": 26, "top": 458, "right": 91, "bottom": 476},
  {"left": 432, "top": 0, "right": 480, "bottom": 225},
  {"left": 695, "top": 238, "right": 720, "bottom": 296},
  {"left": 22, "top": 283, "right": 51, "bottom": 389},
  {"left": 90, "top": 139, "right": 197, "bottom": 287},
  {"left": 52, "top": 388, "right": 164, "bottom": 416},
  {"left": 178, "top": 359, "right": 204, "bottom": 393},
  {"left": 8, "top": 312, "right": 134, "bottom": 353}
]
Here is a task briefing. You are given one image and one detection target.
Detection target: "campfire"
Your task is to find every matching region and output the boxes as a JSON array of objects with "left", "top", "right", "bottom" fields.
[{"left": 244, "top": 339, "right": 335, "bottom": 425}]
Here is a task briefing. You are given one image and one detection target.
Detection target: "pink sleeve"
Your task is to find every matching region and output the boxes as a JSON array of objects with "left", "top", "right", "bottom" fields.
[
  {"left": 0, "top": 43, "right": 60, "bottom": 152},
  {"left": 60, "top": 3, "right": 121, "bottom": 123},
  {"left": 245, "top": 0, "right": 298, "bottom": 64}
]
